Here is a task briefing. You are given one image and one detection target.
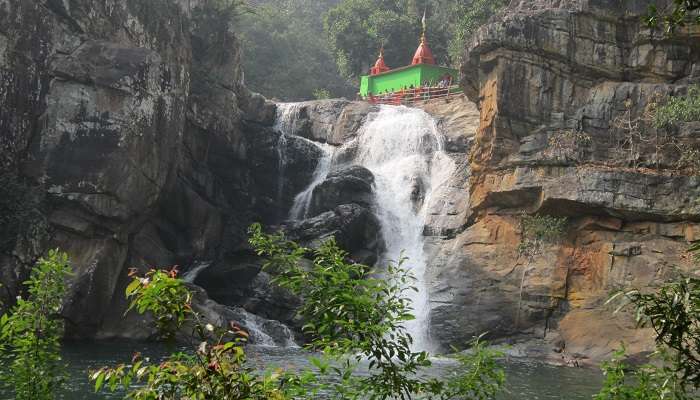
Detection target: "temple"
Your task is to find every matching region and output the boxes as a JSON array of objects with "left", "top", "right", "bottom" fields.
[{"left": 359, "top": 32, "right": 460, "bottom": 104}]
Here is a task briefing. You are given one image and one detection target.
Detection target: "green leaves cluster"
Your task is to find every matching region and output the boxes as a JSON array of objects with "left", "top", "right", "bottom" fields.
[
  {"left": 445, "top": 0, "right": 509, "bottom": 64},
  {"left": 617, "top": 276, "right": 700, "bottom": 389},
  {"left": 518, "top": 214, "right": 567, "bottom": 259},
  {"left": 0, "top": 249, "right": 71, "bottom": 400},
  {"left": 93, "top": 267, "right": 303, "bottom": 399},
  {"left": 595, "top": 347, "right": 691, "bottom": 400},
  {"left": 597, "top": 243, "right": 700, "bottom": 399},
  {"left": 324, "top": 0, "right": 507, "bottom": 79},
  {"left": 125, "top": 267, "right": 192, "bottom": 343},
  {"left": 238, "top": 0, "right": 354, "bottom": 101},
  {"left": 654, "top": 86, "right": 700, "bottom": 129},
  {"left": 646, "top": 1, "right": 700, "bottom": 34},
  {"left": 249, "top": 222, "right": 506, "bottom": 400}
]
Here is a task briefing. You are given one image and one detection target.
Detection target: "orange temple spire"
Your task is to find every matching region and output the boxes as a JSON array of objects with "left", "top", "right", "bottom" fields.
[
  {"left": 411, "top": 34, "right": 435, "bottom": 65},
  {"left": 370, "top": 46, "right": 390, "bottom": 75}
]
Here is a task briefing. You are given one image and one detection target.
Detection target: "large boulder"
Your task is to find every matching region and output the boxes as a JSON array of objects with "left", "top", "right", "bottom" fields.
[
  {"left": 285, "top": 203, "right": 383, "bottom": 266},
  {"left": 308, "top": 165, "right": 375, "bottom": 217}
]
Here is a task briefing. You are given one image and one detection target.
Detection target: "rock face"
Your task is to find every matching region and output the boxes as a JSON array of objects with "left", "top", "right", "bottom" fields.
[
  {"left": 275, "top": 100, "right": 378, "bottom": 145},
  {"left": 0, "top": 0, "right": 323, "bottom": 339},
  {"left": 424, "top": 0, "right": 700, "bottom": 364}
]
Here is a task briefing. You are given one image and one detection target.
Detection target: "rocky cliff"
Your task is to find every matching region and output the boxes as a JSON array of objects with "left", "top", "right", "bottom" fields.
[
  {"left": 0, "top": 0, "right": 325, "bottom": 339},
  {"left": 2, "top": 0, "right": 699, "bottom": 366},
  {"left": 425, "top": 0, "right": 700, "bottom": 364}
]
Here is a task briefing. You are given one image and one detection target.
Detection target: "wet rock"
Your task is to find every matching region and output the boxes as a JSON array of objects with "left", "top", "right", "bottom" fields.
[
  {"left": 285, "top": 203, "right": 383, "bottom": 266},
  {"left": 274, "top": 100, "right": 377, "bottom": 145},
  {"left": 308, "top": 165, "right": 375, "bottom": 217},
  {"left": 193, "top": 252, "right": 300, "bottom": 324}
]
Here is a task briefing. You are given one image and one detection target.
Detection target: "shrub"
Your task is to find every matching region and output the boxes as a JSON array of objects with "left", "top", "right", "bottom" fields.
[
  {"left": 91, "top": 267, "right": 303, "bottom": 399},
  {"left": 94, "top": 225, "right": 507, "bottom": 399},
  {"left": 0, "top": 249, "right": 71, "bottom": 400},
  {"left": 546, "top": 130, "right": 592, "bottom": 162},
  {"left": 312, "top": 88, "right": 331, "bottom": 100},
  {"left": 249, "top": 222, "right": 506, "bottom": 400},
  {"left": 598, "top": 243, "right": 700, "bottom": 398},
  {"left": 518, "top": 214, "right": 567, "bottom": 259},
  {"left": 654, "top": 86, "right": 700, "bottom": 129}
]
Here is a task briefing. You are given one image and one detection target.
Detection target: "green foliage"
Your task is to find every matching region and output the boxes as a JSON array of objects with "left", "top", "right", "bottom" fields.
[
  {"left": 446, "top": 0, "right": 508, "bottom": 64},
  {"left": 646, "top": 1, "right": 700, "bottom": 34},
  {"left": 96, "top": 225, "right": 507, "bottom": 399},
  {"left": 249, "top": 223, "right": 506, "bottom": 400},
  {"left": 238, "top": 0, "right": 354, "bottom": 101},
  {"left": 93, "top": 267, "right": 305, "bottom": 399},
  {"left": 518, "top": 214, "right": 567, "bottom": 259},
  {"left": 595, "top": 347, "right": 691, "bottom": 400},
  {"left": 654, "top": 86, "right": 700, "bottom": 128},
  {"left": 313, "top": 88, "right": 332, "bottom": 99},
  {"left": 612, "top": 275, "right": 700, "bottom": 389},
  {"left": 445, "top": 337, "right": 506, "bottom": 399},
  {"left": 597, "top": 243, "right": 700, "bottom": 398},
  {"left": 324, "top": 0, "right": 507, "bottom": 79},
  {"left": 0, "top": 249, "right": 71, "bottom": 400},
  {"left": 125, "top": 267, "right": 192, "bottom": 343}
]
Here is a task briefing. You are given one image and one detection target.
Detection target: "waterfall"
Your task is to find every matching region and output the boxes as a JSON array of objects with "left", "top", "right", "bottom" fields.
[
  {"left": 273, "top": 104, "right": 300, "bottom": 217},
  {"left": 286, "top": 105, "right": 456, "bottom": 351},
  {"left": 183, "top": 261, "right": 212, "bottom": 283},
  {"left": 348, "top": 106, "right": 455, "bottom": 351},
  {"left": 289, "top": 143, "right": 335, "bottom": 220}
]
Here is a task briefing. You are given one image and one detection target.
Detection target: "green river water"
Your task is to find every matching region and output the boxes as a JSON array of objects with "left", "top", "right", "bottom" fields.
[{"left": 3, "top": 341, "right": 603, "bottom": 399}]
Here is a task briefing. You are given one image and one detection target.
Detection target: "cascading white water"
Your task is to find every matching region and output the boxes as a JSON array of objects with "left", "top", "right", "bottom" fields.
[
  {"left": 287, "top": 105, "right": 456, "bottom": 351},
  {"left": 183, "top": 261, "right": 212, "bottom": 283},
  {"left": 289, "top": 143, "right": 335, "bottom": 220},
  {"left": 348, "top": 106, "right": 455, "bottom": 351}
]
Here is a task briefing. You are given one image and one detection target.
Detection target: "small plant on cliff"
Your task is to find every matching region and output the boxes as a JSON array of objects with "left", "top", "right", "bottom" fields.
[
  {"left": 91, "top": 267, "right": 305, "bottom": 399},
  {"left": 0, "top": 249, "right": 71, "bottom": 400},
  {"left": 674, "top": 144, "right": 700, "bottom": 175},
  {"left": 249, "top": 223, "right": 506, "bottom": 400},
  {"left": 546, "top": 130, "right": 592, "bottom": 162},
  {"left": 518, "top": 214, "right": 567, "bottom": 260},
  {"left": 654, "top": 86, "right": 700, "bottom": 129},
  {"left": 312, "top": 88, "right": 331, "bottom": 100},
  {"left": 646, "top": 1, "right": 700, "bottom": 34},
  {"left": 516, "top": 214, "right": 566, "bottom": 328}
]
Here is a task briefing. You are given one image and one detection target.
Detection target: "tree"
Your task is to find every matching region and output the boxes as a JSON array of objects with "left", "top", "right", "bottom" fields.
[
  {"left": 94, "top": 225, "right": 507, "bottom": 399},
  {"left": 249, "top": 223, "right": 506, "bottom": 400},
  {"left": 324, "top": 0, "right": 507, "bottom": 80},
  {"left": 0, "top": 250, "right": 72, "bottom": 400},
  {"left": 238, "top": 0, "right": 354, "bottom": 100}
]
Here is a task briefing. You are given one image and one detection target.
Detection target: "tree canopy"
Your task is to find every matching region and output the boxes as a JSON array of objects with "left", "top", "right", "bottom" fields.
[{"left": 238, "top": 0, "right": 507, "bottom": 100}]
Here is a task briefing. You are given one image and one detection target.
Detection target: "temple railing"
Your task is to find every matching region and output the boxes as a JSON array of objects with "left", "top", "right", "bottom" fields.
[{"left": 363, "top": 85, "right": 463, "bottom": 106}]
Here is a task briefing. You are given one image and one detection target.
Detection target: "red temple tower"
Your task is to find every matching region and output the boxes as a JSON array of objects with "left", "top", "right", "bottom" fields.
[
  {"left": 370, "top": 47, "right": 391, "bottom": 75},
  {"left": 411, "top": 34, "right": 435, "bottom": 65}
]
